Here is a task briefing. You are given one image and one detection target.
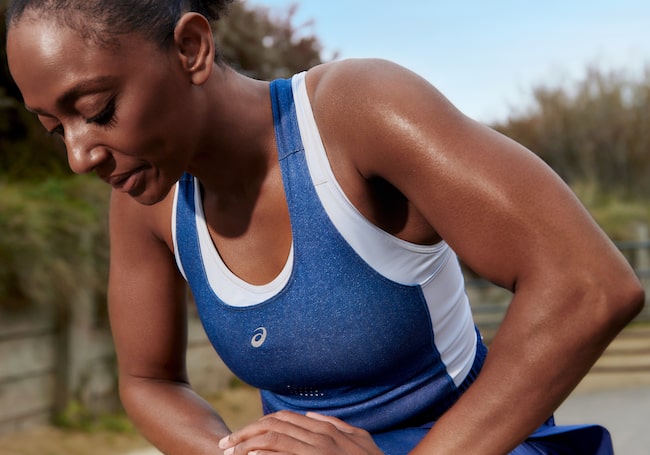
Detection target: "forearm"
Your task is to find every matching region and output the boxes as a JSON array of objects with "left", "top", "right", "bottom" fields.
[
  {"left": 410, "top": 275, "right": 644, "bottom": 455},
  {"left": 120, "top": 376, "right": 232, "bottom": 455}
]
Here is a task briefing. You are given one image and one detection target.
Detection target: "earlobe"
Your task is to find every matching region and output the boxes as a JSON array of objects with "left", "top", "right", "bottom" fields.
[{"left": 173, "top": 12, "right": 215, "bottom": 85}]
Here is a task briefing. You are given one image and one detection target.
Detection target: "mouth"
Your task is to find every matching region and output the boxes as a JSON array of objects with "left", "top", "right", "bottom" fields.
[{"left": 106, "top": 166, "right": 148, "bottom": 193}]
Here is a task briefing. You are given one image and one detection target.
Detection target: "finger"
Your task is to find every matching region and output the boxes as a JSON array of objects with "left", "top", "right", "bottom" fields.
[
  {"left": 304, "top": 412, "right": 383, "bottom": 455},
  {"left": 220, "top": 428, "right": 304, "bottom": 455},
  {"left": 270, "top": 410, "right": 356, "bottom": 433},
  {"left": 263, "top": 411, "right": 361, "bottom": 439},
  {"left": 219, "top": 411, "right": 302, "bottom": 449},
  {"left": 270, "top": 411, "right": 382, "bottom": 454},
  {"left": 271, "top": 411, "right": 376, "bottom": 447},
  {"left": 224, "top": 446, "right": 292, "bottom": 455},
  {"left": 219, "top": 412, "right": 323, "bottom": 451},
  {"left": 219, "top": 411, "right": 381, "bottom": 455},
  {"left": 304, "top": 412, "right": 358, "bottom": 434}
]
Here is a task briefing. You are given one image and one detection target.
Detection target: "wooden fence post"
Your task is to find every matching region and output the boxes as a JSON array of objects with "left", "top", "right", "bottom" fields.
[{"left": 635, "top": 223, "right": 650, "bottom": 272}]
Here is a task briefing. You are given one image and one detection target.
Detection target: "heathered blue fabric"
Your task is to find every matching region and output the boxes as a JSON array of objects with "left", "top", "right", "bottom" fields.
[{"left": 174, "top": 77, "right": 613, "bottom": 454}]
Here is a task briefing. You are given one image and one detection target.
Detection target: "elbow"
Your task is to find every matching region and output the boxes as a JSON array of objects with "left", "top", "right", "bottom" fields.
[
  {"left": 598, "top": 271, "right": 645, "bottom": 332},
  {"left": 117, "top": 371, "right": 190, "bottom": 416},
  {"left": 619, "top": 276, "right": 645, "bottom": 322},
  {"left": 558, "top": 262, "right": 646, "bottom": 341},
  {"left": 118, "top": 373, "right": 142, "bottom": 415}
]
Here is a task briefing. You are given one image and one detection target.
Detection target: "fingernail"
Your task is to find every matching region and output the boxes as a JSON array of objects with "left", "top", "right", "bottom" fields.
[
  {"left": 223, "top": 448, "right": 234, "bottom": 455},
  {"left": 218, "top": 436, "right": 230, "bottom": 449}
]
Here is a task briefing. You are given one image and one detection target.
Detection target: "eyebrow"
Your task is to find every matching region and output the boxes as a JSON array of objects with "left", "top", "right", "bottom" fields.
[{"left": 25, "top": 75, "right": 118, "bottom": 115}]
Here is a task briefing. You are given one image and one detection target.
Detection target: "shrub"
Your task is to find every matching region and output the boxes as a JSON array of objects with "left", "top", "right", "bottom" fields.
[{"left": 0, "top": 176, "right": 110, "bottom": 320}]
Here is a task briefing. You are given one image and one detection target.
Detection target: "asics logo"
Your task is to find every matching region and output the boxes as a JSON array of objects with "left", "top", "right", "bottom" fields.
[{"left": 251, "top": 327, "right": 268, "bottom": 348}]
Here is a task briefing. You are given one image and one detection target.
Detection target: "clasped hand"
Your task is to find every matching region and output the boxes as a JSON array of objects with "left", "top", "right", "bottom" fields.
[{"left": 218, "top": 410, "right": 383, "bottom": 455}]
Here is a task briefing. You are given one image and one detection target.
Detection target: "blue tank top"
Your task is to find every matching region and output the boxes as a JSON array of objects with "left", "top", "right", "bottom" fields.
[
  {"left": 173, "top": 76, "right": 486, "bottom": 441},
  {"left": 172, "top": 75, "right": 616, "bottom": 455}
]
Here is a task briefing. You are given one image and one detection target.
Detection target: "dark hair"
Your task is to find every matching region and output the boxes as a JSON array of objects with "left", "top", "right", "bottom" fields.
[{"left": 6, "top": 0, "right": 234, "bottom": 54}]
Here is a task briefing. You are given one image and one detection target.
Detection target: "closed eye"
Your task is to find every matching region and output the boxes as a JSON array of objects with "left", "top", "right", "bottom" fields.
[
  {"left": 86, "top": 96, "right": 117, "bottom": 127},
  {"left": 47, "top": 125, "right": 65, "bottom": 137}
]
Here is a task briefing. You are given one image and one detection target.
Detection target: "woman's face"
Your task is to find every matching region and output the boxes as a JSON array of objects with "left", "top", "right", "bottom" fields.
[{"left": 7, "top": 15, "right": 201, "bottom": 205}]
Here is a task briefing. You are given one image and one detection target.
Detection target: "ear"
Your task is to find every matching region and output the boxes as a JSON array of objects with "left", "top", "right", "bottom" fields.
[{"left": 173, "top": 12, "right": 215, "bottom": 85}]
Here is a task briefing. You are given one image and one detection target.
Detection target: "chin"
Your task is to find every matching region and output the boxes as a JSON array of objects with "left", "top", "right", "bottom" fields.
[{"left": 130, "top": 184, "right": 173, "bottom": 206}]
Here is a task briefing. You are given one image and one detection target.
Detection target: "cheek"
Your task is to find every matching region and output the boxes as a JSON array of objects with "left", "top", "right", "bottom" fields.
[{"left": 119, "top": 88, "right": 196, "bottom": 156}]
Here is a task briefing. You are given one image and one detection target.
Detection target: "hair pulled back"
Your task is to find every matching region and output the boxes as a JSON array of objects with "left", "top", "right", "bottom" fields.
[{"left": 6, "top": 0, "right": 234, "bottom": 51}]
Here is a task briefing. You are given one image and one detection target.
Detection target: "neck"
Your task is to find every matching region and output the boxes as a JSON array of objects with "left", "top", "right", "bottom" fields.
[{"left": 187, "top": 65, "right": 276, "bottom": 195}]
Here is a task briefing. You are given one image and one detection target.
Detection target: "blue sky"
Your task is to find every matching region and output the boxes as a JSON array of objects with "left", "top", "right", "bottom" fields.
[{"left": 249, "top": 0, "right": 650, "bottom": 123}]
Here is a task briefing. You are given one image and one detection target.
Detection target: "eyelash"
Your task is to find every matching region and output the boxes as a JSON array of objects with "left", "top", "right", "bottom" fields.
[
  {"left": 46, "top": 96, "right": 117, "bottom": 137},
  {"left": 47, "top": 125, "right": 65, "bottom": 137},
  {"left": 86, "top": 96, "right": 117, "bottom": 128}
]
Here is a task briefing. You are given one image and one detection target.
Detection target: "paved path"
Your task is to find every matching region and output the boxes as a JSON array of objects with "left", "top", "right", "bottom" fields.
[{"left": 556, "top": 385, "right": 650, "bottom": 455}]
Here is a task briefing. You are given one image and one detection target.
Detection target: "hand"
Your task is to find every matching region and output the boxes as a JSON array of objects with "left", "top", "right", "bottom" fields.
[{"left": 218, "top": 410, "right": 383, "bottom": 455}]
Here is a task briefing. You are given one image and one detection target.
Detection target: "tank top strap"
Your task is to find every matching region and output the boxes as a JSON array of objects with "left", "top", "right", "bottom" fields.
[
  {"left": 173, "top": 172, "right": 203, "bottom": 292},
  {"left": 270, "top": 77, "right": 305, "bottom": 160}
]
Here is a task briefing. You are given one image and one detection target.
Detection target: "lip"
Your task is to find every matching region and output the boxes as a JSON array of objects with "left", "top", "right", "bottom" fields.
[{"left": 107, "top": 166, "right": 147, "bottom": 193}]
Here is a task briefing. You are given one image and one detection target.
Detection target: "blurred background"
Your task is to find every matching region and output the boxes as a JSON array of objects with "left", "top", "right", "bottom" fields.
[{"left": 1, "top": 1, "right": 649, "bottom": 454}]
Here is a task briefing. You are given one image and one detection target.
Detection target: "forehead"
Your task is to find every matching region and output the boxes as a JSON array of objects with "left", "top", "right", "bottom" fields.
[
  {"left": 6, "top": 15, "right": 161, "bottom": 110},
  {"left": 7, "top": 10, "right": 130, "bottom": 66},
  {"left": 11, "top": 5, "right": 126, "bottom": 47}
]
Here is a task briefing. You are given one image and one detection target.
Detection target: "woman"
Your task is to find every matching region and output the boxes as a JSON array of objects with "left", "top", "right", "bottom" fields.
[{"left": 5, "top": 1, "right": 644, "bottom": 454}]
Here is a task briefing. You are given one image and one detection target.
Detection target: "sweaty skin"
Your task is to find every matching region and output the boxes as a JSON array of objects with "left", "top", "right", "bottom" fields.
[{"left": 7, "top": 9, "right": 644, "bottom": 455}]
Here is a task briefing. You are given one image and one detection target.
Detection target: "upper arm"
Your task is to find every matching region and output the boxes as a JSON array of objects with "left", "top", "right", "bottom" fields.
[
  {"left": 311, "top": 59, "right": 634, "bottom": 295},
  {"left": 108, "top": 189, "right": 189, "bottom": 382}
]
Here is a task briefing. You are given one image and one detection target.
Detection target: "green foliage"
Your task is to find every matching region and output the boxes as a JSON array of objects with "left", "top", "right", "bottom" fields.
[
  {"left": 0, "top": 8, "right": 74, "bottom": 180},
  {"left": 216, "top": 1, "right": 327, "bottom": 80},
  {"left": 493, "top": 65, "right": 650, "bottom": 200},
  {"left": 53, "top": 400, "right": 135, "bottom": 433},
  {"left": 0, "top": 176, "right": 110, "bottom": 312}
]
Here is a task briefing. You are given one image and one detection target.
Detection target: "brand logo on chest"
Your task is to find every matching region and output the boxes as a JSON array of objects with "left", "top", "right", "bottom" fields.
[{"left": 251, "top": 327, "right": 268, "bottom": 348}]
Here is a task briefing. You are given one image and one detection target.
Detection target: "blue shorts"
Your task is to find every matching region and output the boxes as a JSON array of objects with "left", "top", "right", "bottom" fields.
[{"left": 372, "top": 416, "right": 613, "bottom": 455}]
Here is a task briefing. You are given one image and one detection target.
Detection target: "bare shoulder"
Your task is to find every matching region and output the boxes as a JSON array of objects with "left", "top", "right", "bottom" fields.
[
  {"left": 109, "top": 187, "right": 176, "bottom": 254},
  {"left": 306, "top": 58, "right": 432, "bottom": 99},
  {"left": 306, "top": 58, "right": 459, "bottom": 122},
  {"left": 304, "top": 58, "right": 468, "bottom": 177}
]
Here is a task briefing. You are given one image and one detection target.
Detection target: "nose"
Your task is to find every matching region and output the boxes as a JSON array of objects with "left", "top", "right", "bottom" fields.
[{"left": 64, "top": 125, "right": 109, "bottom": 174}]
